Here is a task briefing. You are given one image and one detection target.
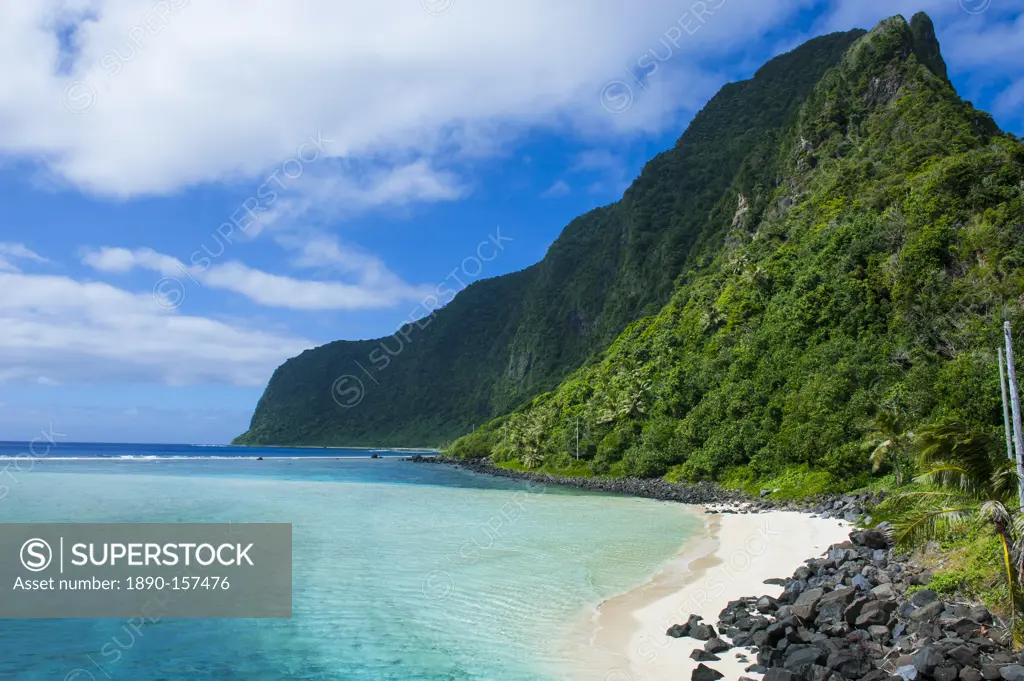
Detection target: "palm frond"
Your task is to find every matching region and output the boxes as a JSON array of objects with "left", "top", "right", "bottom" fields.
[
  {"left": 915, "top": 463, "right": 993, "bottom": 497},
  {"left": 869, "top": 441, "right": 892, "bottom": 472},
  {"left": 892, "top": 505, "right": 977, "bottom": 548},
  {"left": 1011, "top": 512, "right": 1024, "bottom": 536},
  {"left": 882, "top": 489, "right": 963, "bottom": 512},
  {"left": 916, "top": 419, "right": 997, "bottom": 473},
  {"left": 872, "top": 409, "right": 903, "bottom": 439},
  {"left": 981, "top": 500, "right": 1012, "bottom": 527},
  {"left": 991, "top": 463, "right": 1023, "bottom": 505},
  {"left": 887, "top": 418, "right": 1024, "bottom": 634}
]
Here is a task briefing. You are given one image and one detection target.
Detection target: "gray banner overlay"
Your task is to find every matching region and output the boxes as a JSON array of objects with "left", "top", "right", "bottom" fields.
[{"left": 0, "top": 523, "right": 291, "bottom": 618}]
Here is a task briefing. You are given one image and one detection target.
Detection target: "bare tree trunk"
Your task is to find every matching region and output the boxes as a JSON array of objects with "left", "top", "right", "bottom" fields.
[
  {"left": 1003, "top": 322, "right": 1024, "bottom": 509},
  {"left": 1001, "top": 348, "right": 1015, "bottom": 462},
  {"left": 993, "top": 519, "right": 1018, "bottom": 623}
]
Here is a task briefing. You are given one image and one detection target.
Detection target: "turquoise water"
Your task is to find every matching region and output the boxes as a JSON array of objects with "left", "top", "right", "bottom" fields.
[
  {"left": 0, "top": 456, "right": 699, "bottom": 680},
  {"left": 0, "top": 441, "right": 435, "bottom": 459}
]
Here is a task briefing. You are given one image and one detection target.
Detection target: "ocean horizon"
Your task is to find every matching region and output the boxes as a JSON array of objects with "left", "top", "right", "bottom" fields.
[
  {"left": 0, "top": 444, "right": 699, "bottom": 680},
  {"left": 0, "top": 440, "right": 438, "bottom": 460}
]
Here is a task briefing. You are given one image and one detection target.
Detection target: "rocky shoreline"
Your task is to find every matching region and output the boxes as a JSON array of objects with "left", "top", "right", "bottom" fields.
[
  {"left": 674, "top": 526, "right": 1019, "bottom": 681},
  {"left": 408, "top": 455, "right": 1018, "bottom": 680},
  {"left": 406, "top": 454, "right": 882, "bottom": 521}
]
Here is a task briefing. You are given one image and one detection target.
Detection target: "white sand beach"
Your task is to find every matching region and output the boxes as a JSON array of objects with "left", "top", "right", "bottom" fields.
[{"left": 572, "top": 508, "right": 851, "bottom": 681}]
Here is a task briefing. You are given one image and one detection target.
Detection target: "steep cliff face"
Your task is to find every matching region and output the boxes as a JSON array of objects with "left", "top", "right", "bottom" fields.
[
  {"left": 236, "top": 29, "right": 864, "bottom": 447},
  {"left": 450, "top": 14, "right": 1024, "bottom": 489}
]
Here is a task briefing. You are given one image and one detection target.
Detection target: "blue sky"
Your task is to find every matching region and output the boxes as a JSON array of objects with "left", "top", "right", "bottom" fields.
[{"left": 0, "top": 0, "right": 1021, "bottom": 444}]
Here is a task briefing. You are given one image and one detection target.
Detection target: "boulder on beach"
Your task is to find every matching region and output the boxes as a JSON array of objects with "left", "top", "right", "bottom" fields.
[
  {"left": 691, "top": 663, "right": 724, "bottom": 681},
  {"left": 690, "top": 623, "right": 716, "bottom": 641},
  {"left": 667, "top": 614, "right": 703, "bottom": 639},
  {"left": 695, "top": 495, "right": 1016, "bottom": 681},
  {"left": 704, "top": 637, "right": 730, "bottom": 654},
  {"left": 690, "top": 649, "right": 720, "bottom": 662}
]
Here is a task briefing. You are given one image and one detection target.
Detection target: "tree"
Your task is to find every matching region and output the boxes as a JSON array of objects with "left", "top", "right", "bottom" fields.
[
  {"left": 596, "top": 361, "right": 652, "bottom": 424},
  {"left": 494, "top": 416, "right": 526, "bottom": 463},
  {"left": 520, "top": 417, "right": 547, "bottom": 470},
  {"left": 888, "top": 419, "right": 1022, "bottom": 631},
  {"left": 865, "top": 409, "right": 913, "bottom": 486}
]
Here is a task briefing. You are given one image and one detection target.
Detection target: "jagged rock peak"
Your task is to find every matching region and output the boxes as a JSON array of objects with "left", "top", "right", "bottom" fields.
[
  {"left": 846, "top": 12, "right": 950, "bottom": 85},
  {"left": 909, "top": 11, "right": 950, "bottom": 83}
]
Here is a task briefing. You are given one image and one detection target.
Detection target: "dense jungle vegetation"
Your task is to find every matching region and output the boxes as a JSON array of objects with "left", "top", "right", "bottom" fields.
[
  {"left": 448, "top": 14, "right": 1024, "bottom": 497},
  {"left": 235, "top": 29, "right": 865, "bottom": 447}
]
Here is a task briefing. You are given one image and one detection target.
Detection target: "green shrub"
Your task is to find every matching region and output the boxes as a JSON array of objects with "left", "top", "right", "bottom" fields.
[
  {"left": 747, "top": 465, "right": 842, "bottom": 499},
  {"left": 664, "top": 464, "right": 688, "bottom": 483},
  {"left": 929, "top": 571, "right": 968, "bottom": 597},
  {"left": 589, "top": 454, "right": 612, "bottom": 476},
  {"left": 445, "top": 19, "right": 1024, "bottom": 497},
  {"left": 720, "top": 466, "right": 757, "bottom": 490},
  {"left": 597, "top": 425, "right": 634, "bottom": 461},
  {"left": 622, "top": 445, "right": 677, "bottom": 478},
  {"left": 641, "top": 417, "right": 683, "bottom": 453},
  {"left": 901, "top": 531, "right": 1009, "bottom": 616},
  {"left": 446, "top": 428, "right": 497, "bottom": 459}
]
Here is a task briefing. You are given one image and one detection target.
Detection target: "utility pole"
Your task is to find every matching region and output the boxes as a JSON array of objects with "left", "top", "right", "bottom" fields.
[
  {"left": 575, "top": 417, "right": 579, "bottom": 460},
  {"left": 999, "top": 347, "right": 1014, "bottom": 462},
  {"left": 1003, "top": 321, "right": 1024, "bottom": 508}
]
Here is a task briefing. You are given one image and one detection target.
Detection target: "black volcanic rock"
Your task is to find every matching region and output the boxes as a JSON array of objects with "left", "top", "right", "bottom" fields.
[
  {"left": 691, "top": 663, "right": 724, "bottom": 681},
  {"left": 705, "top": 638, "right": 731, "bottom": 654},
  {"left": 691, "top": 649, "right": 720, "bottom": 662}
]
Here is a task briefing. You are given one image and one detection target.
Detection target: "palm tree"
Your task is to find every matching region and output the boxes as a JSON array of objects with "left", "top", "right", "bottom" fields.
[
  {"left": 520, "top": 417, "right": 547, "bottom": 470},
  {"left": 621, "top": 376, "right": 652, "bottom": 420},
  {"left": 888, "top": 419, "right": 1021, "bottom": 630},
  {"left": 596, "top": 363, "right": 652, "bottom": 424},
  {"left": 495, "top": 416, "right": 526, "bottom": 463},
  {"left": 498, "top": 405, "right": 554, "bottom": 470},
  {"left": 866, "top": 408, "right": 912, "bottom": 486},
  {"left": 520, "top": 447, "right": 543, "bottom": 470}
]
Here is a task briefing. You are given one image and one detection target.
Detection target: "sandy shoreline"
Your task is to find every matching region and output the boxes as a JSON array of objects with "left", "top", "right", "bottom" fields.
[{"left": 571, "top": 507, "right": 850, "bottom": 681}]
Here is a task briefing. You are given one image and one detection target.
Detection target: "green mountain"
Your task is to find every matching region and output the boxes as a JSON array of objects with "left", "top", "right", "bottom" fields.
[
  {"left": 448, "top": 13, "right": 1024, "bottom": 491},
  {"left": 234, "top": 27, "right": 866, "bottom": 447}
]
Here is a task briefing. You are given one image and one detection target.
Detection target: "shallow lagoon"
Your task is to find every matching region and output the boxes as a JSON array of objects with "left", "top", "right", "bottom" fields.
[{"left": 0, "top": 456, "right": 698, "bottom": 680}]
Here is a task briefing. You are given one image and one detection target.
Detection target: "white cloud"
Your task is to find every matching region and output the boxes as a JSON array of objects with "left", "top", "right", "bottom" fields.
[
  {"left": 81, "top": 242, "right": 431, "bottom": 310},
  {"left": 938, "top": 12, "right": 1024, "bottom": 72},
  {"left": 569, "top": 149, "right": 631, "bottom": 196},
  {"left": 327, "top": 160, "right": 467, "bottom": 208},
  {"left": 81, "top": 246, "right": 180, "bottom": 275},
  {"left": 541, "top": 180, "right": 571, "bottom": 198},
  {"left": 994, "top": 80, "right": 1024, "bottom": 121},
  {"left": 0, "top": 1, "right": 1013, "bottom": 203},
  {"left": 0, "top": 0, "right": 1015, "bottom": 207},
  {"left": 200, "top": 261, "right": 429, "bottom": 311},
  {"left": 0, "top": 271, "right": 313, "bottom": 387},
  {"left": 818, "top": 2, "right": 1023, "bottom": 86},
  {"left": 278, "top": 234, "right": 408, "bottom": 289},
  {"left": 0, "top": 402, "right": 254, "bottom": 443},
  {"left": 0, "top": 0, "right": 841, "bottom": 198},
  {"left": 570, "top": 150, "right": 623, "bottom": 173},
  {"left": 250, "top": 159, "right": 469, "bottom": 234},
  {"left": 0, "top": 242, "right": 49, "bottom": 272}
]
